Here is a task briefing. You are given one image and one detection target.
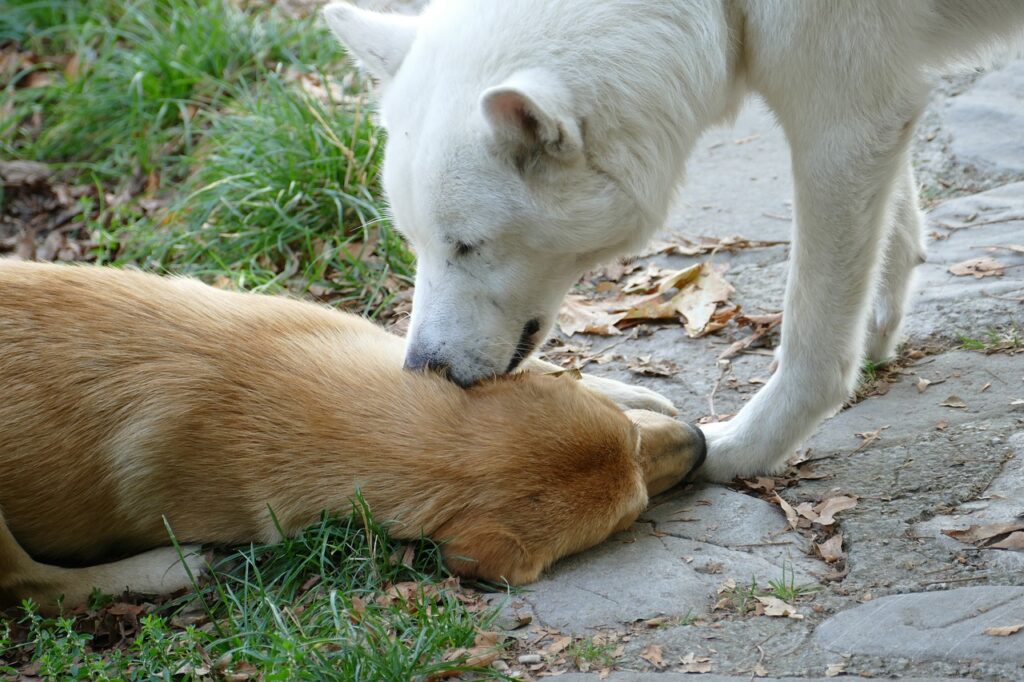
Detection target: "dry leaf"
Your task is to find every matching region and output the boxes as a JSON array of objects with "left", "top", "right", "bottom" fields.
[
  {"left": 949, "top": 257, "right": 1006, "bottom": 278},
  {"left": 621, "top": 264, "right": 667, "bottom": 293},
  {"left": 716, "top": 578, "right": 737, "bottom": 595},
  {"left": 940, "top": 395, "right": 967, "bottom": 409},
  {"left": 812, "top": 495, "right": 858, "bottom": 526},
  {"left": 990, "top": 531, "right": 1024, "bottom": 550},
  {"left": 816, "top": 534, "right": 845, "bottom": 563},
  {"left": 640, "top": 644, "right": 665, "bottom": 668},
  {"left": 942, "top": 521, "right": 1024, "bottom": 549},
  {"left": 618, "top": 262, "right": 735, "bottom": 337},
  {"left": 655, "top": 263, "right": 703, "bottom": 294},
  {"left": 755, "top": 596, "right": 803, "bottom": 620},
  {"left": 557, "top": 295, "right": 625, "bottom": 336},
  {"left": 825, "top": 662, "right": 847, "bottom": 677},
  {"left": 678, "top": 652, "right": 713, "bottom": 673},
  {"left": 774, "top": 494, "right": 800, "bottom": 530},
  {"left": 545, "top": 635, "right": 573, "bottom": 655},
  {"left": 853, "top": 426, "right": 889, "bottom": 452},
  {"left": 983, "top": 624, "right": 1023, "bottom": 637},
  {"left": 641, "top": 235, "right": 787, "bottom": 258}
]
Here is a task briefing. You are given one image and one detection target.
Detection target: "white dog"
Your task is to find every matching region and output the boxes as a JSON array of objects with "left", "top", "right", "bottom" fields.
[{"left": 323, "top": 1, "right": 1024, "bottom": 481}]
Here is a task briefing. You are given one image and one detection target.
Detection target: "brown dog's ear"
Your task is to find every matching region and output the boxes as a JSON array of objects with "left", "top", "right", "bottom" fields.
[
  {"left": 625, "top": 410, "right": 706, "bottom": 496},
  {"left": 439, "top": 523, "right": 545, "bottom": 586}
]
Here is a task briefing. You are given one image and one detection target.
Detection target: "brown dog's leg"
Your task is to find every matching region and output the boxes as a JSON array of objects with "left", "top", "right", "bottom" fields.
[
  {"left": 0, "top": 508, "right": 205, "bottom": 611},
  {"left": 626, "top": 410, "right": 706, "bottom": 496}
]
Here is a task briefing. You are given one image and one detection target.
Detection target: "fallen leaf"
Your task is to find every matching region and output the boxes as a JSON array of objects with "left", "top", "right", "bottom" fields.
[
  {"left": 655, "top": 263, "right": 703, "bottom": 294},
  {"left": 752, "top": 662, "right": 768, "bottom": 677},
  {"left": 640, "top": 235, "right": 788, "bottom": 258},
  {"left": 619, "top": 262, "right": 735, "bottom": 337},
  {"left": 940, "top": 394, "right": 967, "bottom": 409},
  {"left": 716, "top": 578, "right": 737, "bottom": 595},
  {"left": 640, "top": 644, "right": 665, "bottom": 668},
  {"left": 825, "top": 662, "right": 847, "bottom": 677},
  {"left": 853, "top": 426, "right": 890, "bottom": 452},
  {"left": 816, "top": 534, "right": 845, "bottom": 563},
  {"left": 621, "top": 263, "right": 667, "bottom": 293},
  {"left": 990, "top": 532, "right": 1024, "bottom": 550},
  {"left": 755, "top": 596, "right": 803, "bottom": 620},
  {"left": 741, "top": 477, "right": 776, "bottom": 494},
  {"left": 678, "top": 652, "right": 713, "bottom": 673},
  {"left": 983, "top": 624, "right": 1023, "bottom": 637},
  {"left": 949, "top": 257, "right": 1006, "bottom": 278},
  {"left": 795, "top": 501, "right": 818, "bottom": 522},
  {"left": 545, "top": 635, "right": 572, "bottom": 655},
  {"left": 774, "top": 494, "right": 800, "bottom": 530},
  {"left": 557, "top": 295, "right": 625, "bottom": 336},
  {"left": 627, "top": 355, "right": 678, "bottom": 377},
  {"left": 942, "top": 521, "right": 1024, "bottom": 549},
  {"left": 718, "top": 312, "right": 782, "bottom": 361},
  {"left": 812, "top": 495, "right": 858, "bottom": 526}
]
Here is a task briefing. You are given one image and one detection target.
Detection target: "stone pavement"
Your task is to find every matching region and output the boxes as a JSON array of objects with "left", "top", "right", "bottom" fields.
[{"left": 496, "top": 60, "right": 1024, "bottom": 681}]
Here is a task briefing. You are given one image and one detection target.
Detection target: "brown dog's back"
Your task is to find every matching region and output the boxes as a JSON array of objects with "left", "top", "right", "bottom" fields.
[{"left": 0, "top": 261, "right": 661, "bottom": 593}]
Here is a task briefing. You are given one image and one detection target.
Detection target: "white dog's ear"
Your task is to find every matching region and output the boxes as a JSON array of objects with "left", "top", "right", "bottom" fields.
[
  {"left": 322, "top": 3, "right": 418, "bottom": 81},
  {"left": 481, "top": 69, "right": 582, "bottom": 164}
]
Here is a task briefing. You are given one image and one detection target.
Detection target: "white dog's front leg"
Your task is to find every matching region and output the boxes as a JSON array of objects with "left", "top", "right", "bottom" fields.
[{"left": 699, "top": 90, "right": 928, "bottom": 481}]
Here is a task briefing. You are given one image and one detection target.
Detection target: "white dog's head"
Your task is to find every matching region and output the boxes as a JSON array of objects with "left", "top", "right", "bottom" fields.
[{"left": 323, "top": 2, "right": 690, "bottom": 385}]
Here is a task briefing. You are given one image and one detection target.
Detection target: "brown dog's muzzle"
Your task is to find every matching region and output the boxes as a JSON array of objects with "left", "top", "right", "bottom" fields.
[{"left": 626, "top": 409, "right": 707, "bottom": 496}]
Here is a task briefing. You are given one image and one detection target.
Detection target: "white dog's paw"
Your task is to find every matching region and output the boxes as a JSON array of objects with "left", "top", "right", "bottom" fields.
[
  {"left": 694, "top": 421, "right": 788, "bottom": 483},
  {"left": 579, "top": 374, "right": 678, "bottom": 415},
  {"left": 864, "top": 298, "right": 906, "bottom": 365}
]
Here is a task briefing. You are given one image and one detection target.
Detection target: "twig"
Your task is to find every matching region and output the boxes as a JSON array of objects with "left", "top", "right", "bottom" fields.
[
  {"left": 921, "top": 573, "right": 991, "bottom": 587},
  {"left": 936, "top": 215, "right": 1024, "bottom": 230},
  {"left": 707, "top": 362, "right": 730, "bottom": 418},
  {"left": 576, "top": 328, "right": 639, "bottom": 366},
  {"left": 981, "top": 290, "right": 1024, "bottom": 303}
]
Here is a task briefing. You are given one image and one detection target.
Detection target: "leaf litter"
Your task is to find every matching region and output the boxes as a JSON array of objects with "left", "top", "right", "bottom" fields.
[{"left": 558, "top": 261, "right": 738, "bottom": 338}]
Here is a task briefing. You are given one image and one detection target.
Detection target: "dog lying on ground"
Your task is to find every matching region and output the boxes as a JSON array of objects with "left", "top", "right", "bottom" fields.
[
  {"left": 323, "top": 1, "right": 1024, "bottom": 481},
  {"left": 0, "top": 260, "right": 704, "bottom": 610}
]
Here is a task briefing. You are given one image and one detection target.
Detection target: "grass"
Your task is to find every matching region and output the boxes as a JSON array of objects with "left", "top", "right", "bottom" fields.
[
  {"left": 567, "top": 638, "right": 618, "bottom": 670},
  {"left": 1, "top": 0, "right": 412, "bottom": 317},
  {"left": 720, "top": 564, "right": 820, "bottom": 617},
  {"left": 765, "top": 563, "right": 820, "bottom": 602},
  {"left": 958, "top": 326, "right": 1024, "bottom": 354},
  {"left": 1, "top": 504, "right": 506, "bottom": 680},
  {"left": 860, "top": 359, "right": 883, "bottom": 383}
]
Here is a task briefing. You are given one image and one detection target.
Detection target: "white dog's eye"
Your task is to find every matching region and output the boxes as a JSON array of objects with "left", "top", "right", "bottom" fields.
[{"left": 454, "top": 241, "right": 476, "bottom": 257}]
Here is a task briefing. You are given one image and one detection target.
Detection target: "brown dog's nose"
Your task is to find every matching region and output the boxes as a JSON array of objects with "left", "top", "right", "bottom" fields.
[{"left": 626, "top": 410, "right": 707, "bottom": 496}]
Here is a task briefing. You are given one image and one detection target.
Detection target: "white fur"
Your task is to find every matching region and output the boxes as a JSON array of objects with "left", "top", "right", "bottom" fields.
[{"left": 323, "top": 0, "right": 1024, "bottom": 480}]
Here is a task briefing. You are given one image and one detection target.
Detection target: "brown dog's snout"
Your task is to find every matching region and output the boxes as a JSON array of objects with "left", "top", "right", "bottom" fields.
[{"left": 626, "top": 410, "right": 706, "bottom": 496}]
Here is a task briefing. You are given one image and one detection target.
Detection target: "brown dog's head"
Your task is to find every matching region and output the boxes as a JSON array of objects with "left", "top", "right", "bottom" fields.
[{"left": 433, "top": 374, "right": 705, "bottom": 585}]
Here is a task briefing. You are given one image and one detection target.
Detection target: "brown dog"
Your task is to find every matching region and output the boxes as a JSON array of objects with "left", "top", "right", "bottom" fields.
[{"left": 0, "top": 261, "right": 704, "bottom": 609}]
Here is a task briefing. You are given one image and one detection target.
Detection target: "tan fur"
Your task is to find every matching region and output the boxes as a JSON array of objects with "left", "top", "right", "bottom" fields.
[{"left": 0, "top": 260, "right": 703, "bottom": 609}]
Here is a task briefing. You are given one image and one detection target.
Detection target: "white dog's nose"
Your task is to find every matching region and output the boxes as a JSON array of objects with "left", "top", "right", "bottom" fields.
[{"left": 403, "top": 344, "right": 454, "bottom": 380}]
